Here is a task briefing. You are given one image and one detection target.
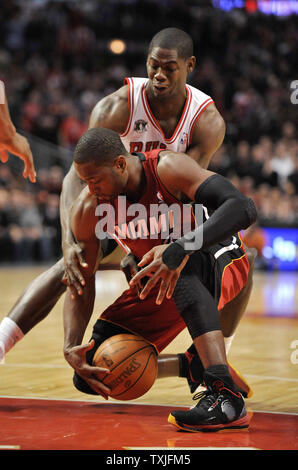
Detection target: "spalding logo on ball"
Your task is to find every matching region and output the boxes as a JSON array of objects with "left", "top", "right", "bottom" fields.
[{"left": 92, "top": 334, "right": 158, "bottom": 400}]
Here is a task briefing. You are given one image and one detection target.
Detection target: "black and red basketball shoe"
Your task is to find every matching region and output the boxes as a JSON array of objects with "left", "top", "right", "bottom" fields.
[{"left": 169, "top": 366, "right": 250, "bottom": 432}]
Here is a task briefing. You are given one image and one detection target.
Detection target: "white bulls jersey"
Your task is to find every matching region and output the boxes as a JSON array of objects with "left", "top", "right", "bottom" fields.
[{"left": 120, "top": 77, "right": 214, "bottom": 154}]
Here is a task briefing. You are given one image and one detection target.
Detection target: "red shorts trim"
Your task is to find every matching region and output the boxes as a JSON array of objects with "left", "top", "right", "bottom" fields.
[{"left": 217, "top": 252, "right": 249, "bottom": 310}]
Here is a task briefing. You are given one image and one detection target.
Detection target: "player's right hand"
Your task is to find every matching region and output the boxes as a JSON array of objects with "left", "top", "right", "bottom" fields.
[
  {"left": 0, "top": 132, "right": 36, "bottom": 183},
  {"left": 64, "top": 340, "right": 111, "bottom": 399},
  {"left": 62, "top": 240, "right": 88, "bottom": 298},
  {"left": 130, "top": 245, "right": 189, "bottom": 305}
]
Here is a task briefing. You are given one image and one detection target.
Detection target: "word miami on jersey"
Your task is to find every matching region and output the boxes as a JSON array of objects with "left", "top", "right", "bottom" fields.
[{"left": 94, "top": 195, "right": 203, "bottom": 250}]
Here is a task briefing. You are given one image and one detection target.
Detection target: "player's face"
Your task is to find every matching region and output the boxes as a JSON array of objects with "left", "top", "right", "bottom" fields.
[
  {"left": 74, "top": 159, "right": 127, "bottom": 202},
  {"left": 146, "top": 47, "right": 194, "bottom": 100}
]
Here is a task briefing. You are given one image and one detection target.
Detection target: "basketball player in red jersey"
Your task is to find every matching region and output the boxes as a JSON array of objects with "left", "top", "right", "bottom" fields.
[
  {"left": 0, "top": 29, "right": 254, "bottom": 398},
  {"left": 64, "top": 128, "right": 256, "bottom": 431}
]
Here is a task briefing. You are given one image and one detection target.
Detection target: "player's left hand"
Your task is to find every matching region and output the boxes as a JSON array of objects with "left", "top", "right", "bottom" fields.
[
  {"left": 64, "top": 340, "right": 111, "bottom": 399},
  {"left": 129, "top": 245, "right": 189, "bottom": 305},
  {"left": 61, "top": 239, "right": 88, "bottom": 299}
]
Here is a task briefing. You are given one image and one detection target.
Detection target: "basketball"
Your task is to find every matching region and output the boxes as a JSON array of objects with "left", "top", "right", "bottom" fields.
[{"left": 92, "top": 334, "right": 158, "bottom": 400}]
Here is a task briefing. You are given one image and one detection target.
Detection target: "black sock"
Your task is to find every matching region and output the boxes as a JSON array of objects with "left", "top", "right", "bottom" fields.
[
  {"left": 204, "top": 364, "right": 236, "bottom": 391},
  {"left": 178, "top": 347, "right": 204, "bottom": 382},
  {"left": 178, "top": 353, "right": 189, "bottom": 378}
]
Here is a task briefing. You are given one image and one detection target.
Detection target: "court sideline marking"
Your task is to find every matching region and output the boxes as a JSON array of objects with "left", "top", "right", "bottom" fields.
[
  {"left": 2, "top": 362, "right": 298, "bottom": 384},
  {"left": 0, "top": 394, "right": 297, "bottom": 416}
]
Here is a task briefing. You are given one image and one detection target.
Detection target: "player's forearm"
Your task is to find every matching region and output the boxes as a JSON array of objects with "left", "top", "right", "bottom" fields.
[
  {"left": 0, "top": 95, "right": 16, "bottom": 143},
  {"left": 60, "top": 164, "right": 86, "bottom": 245},
  {"left": 63, "top": 278, "right": 95, "bottom": 352},
  {"left": 186, "top": 107, "right": 226, "bottom": 169},
  {"left": 162, "top": 174, "right": 257, "bottom": 269},
  {"left": 186, "top": 148, "right": 211, "bottom": 170}
]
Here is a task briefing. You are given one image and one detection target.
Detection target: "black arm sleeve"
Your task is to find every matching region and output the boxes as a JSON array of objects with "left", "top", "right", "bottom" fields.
[
  {"left": 193, "top": 173, "right": 257, "bottom": 248},
  {"left": 162, "top": 173, "right": 257, "bottom": 270}
]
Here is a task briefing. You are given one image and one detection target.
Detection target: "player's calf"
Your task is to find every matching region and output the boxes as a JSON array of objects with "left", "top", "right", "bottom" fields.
[{"left": 178, "top": 344, "right": 252, "bottom": 397}]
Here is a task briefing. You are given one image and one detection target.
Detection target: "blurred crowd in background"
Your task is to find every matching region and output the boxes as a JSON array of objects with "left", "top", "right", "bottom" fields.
[{"left": 0, "top": 0, "right": 297, "bottom": 264}]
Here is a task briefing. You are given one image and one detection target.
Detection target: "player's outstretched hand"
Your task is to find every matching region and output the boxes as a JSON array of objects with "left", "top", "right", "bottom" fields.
[
  {"left": 129, "top": 245, "right": 189, "bottom": 305},
  {"left": 0, "top": 132, "right": 36, "bottom": 183},
  {"left": 62, "top": 240, "right": 88, "bottom": 299},
  {"left": 64, "top": 340, "right": 111, "bottom": 399}
]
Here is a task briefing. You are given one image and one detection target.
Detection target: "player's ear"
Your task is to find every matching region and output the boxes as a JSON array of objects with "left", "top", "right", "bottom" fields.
[
  {"left": 114, "top": 155, "right": 127, "bottom": 171},
  {"left": 187, "top": 56, "right": 196, "bottom": 74}
]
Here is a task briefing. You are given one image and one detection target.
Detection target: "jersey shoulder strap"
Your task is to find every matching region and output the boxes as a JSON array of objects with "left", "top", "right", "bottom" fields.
[{"left": 121, "top": 77, "right": 148, "bottom": 137}]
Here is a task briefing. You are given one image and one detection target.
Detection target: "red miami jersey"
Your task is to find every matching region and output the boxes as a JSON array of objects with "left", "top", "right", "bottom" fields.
[
  {"left": 120, "top": 77, "right": 214, "bottom": 154},
  {"left": 97, "top": 149, "right": 197, "bottom": 260}
]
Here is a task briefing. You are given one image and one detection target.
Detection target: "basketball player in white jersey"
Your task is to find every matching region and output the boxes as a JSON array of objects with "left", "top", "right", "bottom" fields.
[
  {"left": 0, "top": 29, "right": 254, "bottom": 397},
  {"left": 120, "top": 75, "right": 213, "bottom": 154}
]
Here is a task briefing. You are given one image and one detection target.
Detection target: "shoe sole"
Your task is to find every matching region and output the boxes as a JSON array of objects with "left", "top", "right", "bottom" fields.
[
  {"left": 228, "top": 362, "right": 253, "bottom": 398},
  {"left": 168, "top": 413, "right": 250, "bottom": 433}
]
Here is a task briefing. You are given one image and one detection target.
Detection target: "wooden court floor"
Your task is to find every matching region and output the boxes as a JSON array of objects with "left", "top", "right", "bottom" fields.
[{"left": 0, "top": 266, "right": 297, "bottom": 450}]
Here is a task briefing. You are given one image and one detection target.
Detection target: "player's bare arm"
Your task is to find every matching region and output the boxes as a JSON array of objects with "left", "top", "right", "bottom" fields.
[
  {"left": 130, "top": 151, "right": 257, "bottom": 302},
  {"left": 0, "top": 91, "right": 36, "bottom": 182},
  {"left": 60, "top": 85, "right": 129, "bottom": 290},
  {"left": 60, "top": 168, "right": 88, "bottom": 287},
  {"left": 64, "top": 186, "right": 102, "bottom": 295},
  {"left": 63, "top": 187, "right": 111, "bottom": 397},
  {"left": 89, "top": 85, "right": 129, "bottom": 133},
  {"left": 186, "top": 103, "right": 226, "bottom": 169}
]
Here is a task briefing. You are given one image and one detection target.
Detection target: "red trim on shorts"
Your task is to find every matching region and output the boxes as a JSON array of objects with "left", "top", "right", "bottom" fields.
[{"left": 217, "top": 253, "right": 249, "bottom": 310}]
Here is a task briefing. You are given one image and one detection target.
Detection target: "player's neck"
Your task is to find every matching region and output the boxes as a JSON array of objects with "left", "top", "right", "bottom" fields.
[
  {"left": 124, "top": 155, "right": 147, "bottom": 203},
  {"left": 146, "top": 87, "right": 187, "bottom": 120}
]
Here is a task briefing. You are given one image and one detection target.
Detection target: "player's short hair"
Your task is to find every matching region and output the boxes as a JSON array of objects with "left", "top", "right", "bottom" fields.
[
  {"left": 74, "top": 128, "right": 128, "bottom": 166},
  {"left": 148, "top": 28, "right": 194, "bottom": 59}
]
